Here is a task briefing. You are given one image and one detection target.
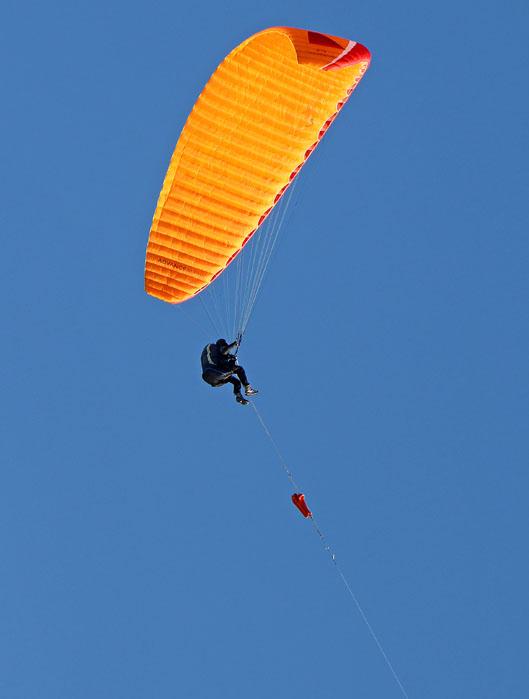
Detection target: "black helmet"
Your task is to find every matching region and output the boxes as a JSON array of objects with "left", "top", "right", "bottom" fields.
[{"left": 216, "top": 338, "right": 228, "bottom": 348}]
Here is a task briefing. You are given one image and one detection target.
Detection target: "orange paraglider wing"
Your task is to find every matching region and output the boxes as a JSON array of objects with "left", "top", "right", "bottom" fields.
[{"left": 145, "top": 27, "right": 371, "bottom": 304}]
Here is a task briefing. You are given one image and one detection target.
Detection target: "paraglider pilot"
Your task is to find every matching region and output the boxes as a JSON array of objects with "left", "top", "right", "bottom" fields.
[{"left": 201, "top": 338, "right": 258, "bottom": 405}]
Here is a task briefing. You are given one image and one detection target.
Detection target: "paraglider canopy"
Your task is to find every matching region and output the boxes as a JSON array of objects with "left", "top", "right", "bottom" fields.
[{"left": 144, "top": 26, "right": 371, "bottom": 306}]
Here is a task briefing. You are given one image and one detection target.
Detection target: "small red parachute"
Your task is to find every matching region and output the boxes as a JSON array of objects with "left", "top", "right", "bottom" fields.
[{"left": 292, "top": 493, "right": 312, "bottom": 518}]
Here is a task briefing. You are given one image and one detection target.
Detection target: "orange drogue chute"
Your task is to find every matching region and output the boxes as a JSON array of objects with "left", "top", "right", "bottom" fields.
[{"left": 292, "top": 493, "right": 312, "bottom": 518}]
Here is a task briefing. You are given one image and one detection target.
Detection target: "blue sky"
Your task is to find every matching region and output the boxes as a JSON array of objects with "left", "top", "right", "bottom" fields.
[{"left": 2, "top": 1, "right": 529, "bottom": 697}]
